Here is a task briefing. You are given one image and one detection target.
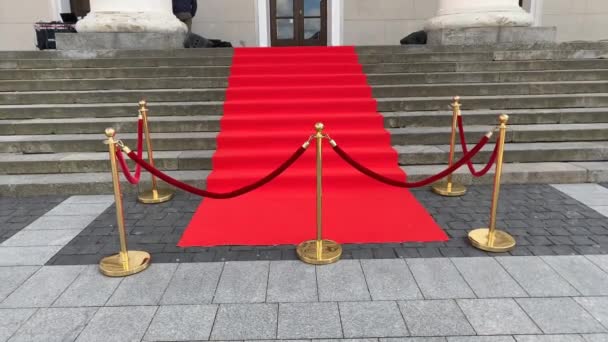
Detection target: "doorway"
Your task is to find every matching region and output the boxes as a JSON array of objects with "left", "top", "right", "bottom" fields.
[{"left": 270, "top": 0, "right": 327, "bottom": 46}]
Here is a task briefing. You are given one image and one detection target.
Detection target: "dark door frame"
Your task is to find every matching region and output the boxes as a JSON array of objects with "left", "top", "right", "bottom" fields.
[{"left": 269, "top": 0, "right": 327, "bottom": 46}]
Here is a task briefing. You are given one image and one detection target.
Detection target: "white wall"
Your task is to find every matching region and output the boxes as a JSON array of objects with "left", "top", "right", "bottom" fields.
[
  {"left": 542, "top": 0, "right": 608, "bottom": 41},
  {"left": 191, "top": 0, "right": 257, "bottom": 47},
  {"left": 0, "top": 0, "right": 55, "bottom": 51}
]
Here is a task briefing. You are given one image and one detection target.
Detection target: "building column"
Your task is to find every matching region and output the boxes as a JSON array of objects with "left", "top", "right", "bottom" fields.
[
  {"left": 76, "top": 0, "right": 186, "bottom": 34},
  {"left": 425, "top": 0, "right": 533, "bottom": 30}
]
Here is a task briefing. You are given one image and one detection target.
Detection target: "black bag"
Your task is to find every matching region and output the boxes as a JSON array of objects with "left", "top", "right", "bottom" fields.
[
  {"left": 184, "top": 33, "right": 232, "bottom": 48},
  {"left": 400, "top": 30, "right": 427, "bottom": 45}
]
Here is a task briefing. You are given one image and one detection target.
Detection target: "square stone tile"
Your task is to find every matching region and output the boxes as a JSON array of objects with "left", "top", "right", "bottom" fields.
[
  {"left": 1, "top": 265, "right": 85, "bottom": 308},
  {"left": 267, "top": 261, "right": 317, "bottom": 303},
  {"left": 406, "top": 259, "right": 475, "bottom": 299},
  {"left": 0, "top": 308, "right": 36, "bottom": 341},
  {"left": 448, "top": 337, "right": 515, "bottom": 342},
  {"left": 381, "top": 338, "right": 446, "bottom": 342},
  {"left": 23, "top": 215, "right": 98, "bottom": 231},
  {"left": 106, "top": 263, "right": 177, "bottom": 306},
  {"left": 62, "top": 195, "right": 114, "bottom": 204},
  {"left": 399, "top": 300, "right": 475, "bottom": 337},
  {"left": 3, "top": 230, "right": 81, "bottom": 247},
  {"left": 0, "top": 246, "right": 63, "bottom": 266},
  {"left": 211, "top": 303, "right": 278, "bottom": 340},
  {"left": 575, "top": 297, "right": 608, "bottom": 329},
  {"left": 451, "top": 258, "right": 527, "bottom": 298},
  {"left": 517, "top": 298, "right": 606, "bottom": 334},
  {"left": 583, "top": 334, "right": 608, "bottom": 342},
  {"left": 586, "top": 255, "right": 608, "bottom": 273},
  {"left": 143, "top": 304, "right": 218, "bottom": 341},
  {"left": 45, "top": 203, "right": 112, "bottom": 216},
  {"left": 361, "top": 259, "right": 422, "bottom": 300},
  {"left": 277, "top": 302, "right": 342, "bottom": 339},
  {"left": 457, "top": 299, "right": 541, "bottom": 335},
  {"left": 160, "top": 262, "right": 223, "bottom": 305},
  {"left": 76, "top": 306, "right": 157, "bottom": 342},
  {"left": 340, "top": 301, "right": 408, "bottom": 338},
  {"left": 0, "top": 266, "right": 39, "bottom": 302},
  {"left": 515, "top": 335, "right": 586, "bottom": 342},
  {"left": 542, "top": 256, "right": 608, "bottom": 295},
  {"left": 53, "top": 265, "right": 122, "bottom": 307},
  {"left": 496, "top": 257, "right": 579, "bottom": 297},
  {"left": 317, "top": 260, "right": 370, "bottom": 301},
  {"left": 213, "top": 261, "right": 269, "bottom": 304},
  {"left": 10, "top": 307, "right": 97, "bottom": 342}
]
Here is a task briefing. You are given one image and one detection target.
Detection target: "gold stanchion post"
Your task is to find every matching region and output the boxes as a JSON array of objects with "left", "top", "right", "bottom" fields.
[
  {"left": 99, "top": 128, "right": 151, "bottom": 277},
  {"left": 137, "top": 100, "right": 175, "bottom": 204},
  {"left": 431, "top": 96, "right": 467, "bottom": 196},
  {"left": 468, "top": 114, "right": 516, "bottom": 252},
  {"left": 296, "top": 123, "right": 342, "bottom": 265}
]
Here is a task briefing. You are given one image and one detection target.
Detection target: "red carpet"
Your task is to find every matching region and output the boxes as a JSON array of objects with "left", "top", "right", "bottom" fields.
[{"left": 178, "top": 46, "right": 448, "bottom": 246}]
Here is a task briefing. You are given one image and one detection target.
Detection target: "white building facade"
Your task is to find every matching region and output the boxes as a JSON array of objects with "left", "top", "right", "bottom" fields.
[{"left": 1, "top": 0, "right": 607, "bottom": 50}]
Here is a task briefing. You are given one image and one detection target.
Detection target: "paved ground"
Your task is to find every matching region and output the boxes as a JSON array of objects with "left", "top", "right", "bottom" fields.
[
  {"left": 39, "top": 184, "right": 608, "bottom": 265},
  {"left": 1, "top": 256, "right": 608, "bottom": 341},
  {"left": 0, "top": 195, "right": 67, "bottom": 244}
]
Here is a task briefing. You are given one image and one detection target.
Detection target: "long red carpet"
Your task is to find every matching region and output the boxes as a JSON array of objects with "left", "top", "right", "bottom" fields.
[{"left": 178, "top": 46, "right": 448, "bottom": 246}]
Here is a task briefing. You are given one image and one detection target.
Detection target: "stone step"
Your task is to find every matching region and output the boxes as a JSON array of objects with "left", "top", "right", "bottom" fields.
[
  {"left": 2, "top": 94, "right": 608, "bottom": 120},
  {"left": 3, "top": 108, "right": 607, "bottom": 135},
  {"left": 2, "top": 123, "right": 608, "bottom": 154},
  {"left": 1, "top": 81, "right": 607, "bottom": 105},
  {"left": 2, "top": 161, "right": 606, "bottom": 196},
  {"left": 3, "top": 59, "right": 608, "bottom": 81},
  {"left": 2, "top": 141, "right": 607, "bottom": 175},
  {"left": 5, "top": 69, "right": 608, "bottom": 92}
]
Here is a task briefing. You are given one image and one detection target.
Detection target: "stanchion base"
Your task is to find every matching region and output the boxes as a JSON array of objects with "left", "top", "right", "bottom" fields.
[
  {"left": 431, "top": 181, "right": 467, "bottom": 197},
  {"left": 296, "top": 239, "right": 342, "bottom": 265},
  {"left": 99, "top": 251, "right": 151, "bottom": 277},
  {"left": 138, "top": 188, "right": 174, "bottom": 204},
  {"left": 468, "top": 228, "right": 516, "bottom": 253}
]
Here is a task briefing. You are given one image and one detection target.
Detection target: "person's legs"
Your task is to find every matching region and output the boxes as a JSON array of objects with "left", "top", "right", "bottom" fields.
[{"left": 184, "top": 17, "right": 193, "bottom": 32}]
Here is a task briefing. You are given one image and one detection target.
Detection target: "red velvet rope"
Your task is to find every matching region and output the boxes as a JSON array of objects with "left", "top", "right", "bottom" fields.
[
  {"left": 331, "top": 133, "right": 490, "bottom": 188},
  {"left": 115, "top": 118, "right": 144, "bottom": 184},
  {"left": 123, "top": 145, "right": 307, "bottom": 199},
  {"left": 457, "top": 115, "right": 499, "bottom": 177}
]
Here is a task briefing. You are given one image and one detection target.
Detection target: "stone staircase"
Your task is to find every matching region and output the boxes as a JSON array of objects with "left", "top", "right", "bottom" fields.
[{"left": 2, "top": 42, "right": 608, "bottom": 196}]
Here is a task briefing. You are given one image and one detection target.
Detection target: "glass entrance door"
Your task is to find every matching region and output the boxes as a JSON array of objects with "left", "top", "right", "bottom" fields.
[{"left": 270, "top": 0, "right": 327, "bottom": 46}]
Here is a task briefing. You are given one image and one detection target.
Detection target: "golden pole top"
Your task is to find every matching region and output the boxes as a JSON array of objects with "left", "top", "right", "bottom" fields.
[
  {"left": 499, "top": 114, "right": 509, "bottom": 125},
  {"left": 315, "top": 122, "right": 324, "bottom": 132},
  {"left": 105, "top": 127, "right": 116, "bottom": 138},
  {"left": 452, "top": 96, "right": 461, "bottom": 107},
  {"left": 139, "top": 99, "right": 147, "bottom": 108}
]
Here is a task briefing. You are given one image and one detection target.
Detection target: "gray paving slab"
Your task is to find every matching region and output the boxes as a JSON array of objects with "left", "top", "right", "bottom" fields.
[
  {"left": 2, "top": 229, "right": 81, "bottom": 247},
  {"left": 45, "top": 203, "right": 113, "bottom": 216},
  {"left": 515, "top": 335, "right": 586, "bottom": 342},
  {"left": 1, "top": 265, "right": 84, "bottom": 308},
  {"left": 53, "top": 265, "right": 122, "bottom": 307},
  {"left": 380, "top": 338, "right": 446, "bottom": 342},
  {"left": 541, "top": 256, "right": 608, "bottom": 295},
  {"left": 361, "top": 259, "right": 423, "bottom": 300},
  {"left": 457, "top": 299, "right": 541, "bottom": 335},
  {"left": 62, "top": 195, "right": 114, "bottom": 204},
  {"left": 398, "top": 300, "right": 475, "bottom": 337},
  {"left": 406, "top": 259, "right": 475, "bottom": 299},
  {"left": 143, "top": 304, "right": 218, "bottom": 342},
  {"left": 9, "top": 307, "right": 97, "bottom": 342},
  {"left": 317, "top": 260, "right": 370, "bottom": 302},
  {"left": 574, "top": 297, "right": 608, "bottom": 330},
  {"left": 0, "top": 246, "right": 63, "bottom": 266},
  {"left": 75, "top": 306, "right": 157, "bottom": 342},
  {"left": 586, "top": 255, "right": 608, "bottom": 273},
  {"left": 0, "top": 308, "right": 36, "bottom": 342},
  {"left": 0, "top": 266, "right": 39, "bottom": 302},
  {"left": 267, "top": 260, "right": 317, "bottom": 303},
  {"left": 213, "top": 261, "right": 269, "bottom": 304},
  {"left": 552, "top": 184, "right": 608, "bottom": 207},
  {"left": 105, "top": 263, "right": 177, "bottom": 306},
  {"left": 448, "top": 337, "right": 515, "bottom": 342},
  {"left": 340, "top": 301, "right": 408, "bottom": 338},
  {"left": 517, "top": 298, "right": 607, "bottom": 334},
  {"left": 583, "top": 334, "right": 608, "bottom": 342},
  {"left": 451, "top": 258, "right": 527, "bottom": 298},
  {"left": 496, "top": 257, "right": 580, "bottom": 297},
  {"left": 277, "top": 302, "right": 342, "bottom": 339},
  {"left": 23, "top": 215, "right": 98, "bottom": 231},
  {"left": 211, "top": 303, "right": 278, "bottom": 340},
  {"left": 160, "top": 262, "right": 223, "bottom": 305}
]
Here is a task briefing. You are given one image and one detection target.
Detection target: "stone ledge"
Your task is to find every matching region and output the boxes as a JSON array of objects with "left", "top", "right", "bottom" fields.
[
  {"left": 56, "top": 32, "right": 187, "bottom": 51},
  {"left": 427, "top": 26, "right": 556, "bottom": 46}
]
